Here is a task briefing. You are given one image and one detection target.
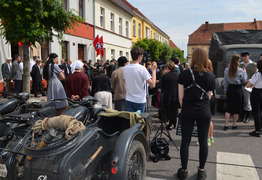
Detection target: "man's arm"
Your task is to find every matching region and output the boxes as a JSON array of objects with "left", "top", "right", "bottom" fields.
[{"left": 146, "top": 62, "right": 157, "bottom": 88}]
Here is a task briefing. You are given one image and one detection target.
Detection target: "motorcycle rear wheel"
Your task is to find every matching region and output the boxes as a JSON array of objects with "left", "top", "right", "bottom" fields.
[{"left": 125, "top": 140, "right": 146, "bottom": 180}]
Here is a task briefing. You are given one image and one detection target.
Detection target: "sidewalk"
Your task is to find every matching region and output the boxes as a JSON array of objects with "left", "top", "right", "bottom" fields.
[{"left": 28, "top": 94, "right": 47, "bottom": 103}]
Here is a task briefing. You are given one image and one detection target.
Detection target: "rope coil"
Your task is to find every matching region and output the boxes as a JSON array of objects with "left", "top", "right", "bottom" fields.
[{"left": 31, "top": 115, "right": 86, "bottom": 141}]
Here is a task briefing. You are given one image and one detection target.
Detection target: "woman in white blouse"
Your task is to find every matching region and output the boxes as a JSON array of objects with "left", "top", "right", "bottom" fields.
[{"left": 247, "top": 60, "right": 262, "bottom": 137}]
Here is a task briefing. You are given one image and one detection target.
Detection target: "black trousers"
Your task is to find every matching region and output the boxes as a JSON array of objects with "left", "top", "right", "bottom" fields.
[
  {"left": 4, "top": 79, "right": 11, "bottom": 92},
  {"left": 14, "top": 80, "right": 22, "bottom": 95},
  {"left": 161, "top": 103, "right": 178, "bottom": 127},
  {"left": 180, "top": 115, "right": 210, "bottom": 170},
  {"left": 32, "top": 80, "right": 45, "bottom": 96},
  {"left": 251, "top": 88, "right": 262, "bottom": 132}
]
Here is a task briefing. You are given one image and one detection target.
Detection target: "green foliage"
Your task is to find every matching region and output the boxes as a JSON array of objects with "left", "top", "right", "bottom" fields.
[
  {"left": 133, "top": 38, "right": 183, "bottom": 62},
  {"left": 0, "top": 0, "right": 83, "bottom": 93},
  {"left": 0, "top": 0, "right": 83, "bottom": 45},
  {"left": 171, "top": 48, "right": 186, "bottom": 63},
  {"left": 159, "top": 43, "right": 172, "bottom": 61}
]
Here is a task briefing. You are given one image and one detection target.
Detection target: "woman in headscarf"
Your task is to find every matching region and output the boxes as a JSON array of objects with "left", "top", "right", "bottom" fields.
[
  {"left": 65, "top": 60, "right": 89, "bottom": 100},
  {"left": 46, "top": 53, "right": 68, "bottom": 115}
]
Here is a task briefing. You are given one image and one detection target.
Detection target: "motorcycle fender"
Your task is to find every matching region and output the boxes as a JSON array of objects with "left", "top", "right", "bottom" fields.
[{"left": 109, "top": 123, "right": 148, "bottom": 180}]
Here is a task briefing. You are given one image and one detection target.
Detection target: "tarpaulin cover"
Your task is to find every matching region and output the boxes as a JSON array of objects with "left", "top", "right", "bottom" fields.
[{"left": 209, "top": 29, "right": 262, "bottom": 62}]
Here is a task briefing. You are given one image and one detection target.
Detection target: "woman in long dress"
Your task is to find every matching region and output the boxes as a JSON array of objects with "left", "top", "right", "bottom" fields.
[{"left": 46, "top": 53, "right": 68, "bottom": 115}]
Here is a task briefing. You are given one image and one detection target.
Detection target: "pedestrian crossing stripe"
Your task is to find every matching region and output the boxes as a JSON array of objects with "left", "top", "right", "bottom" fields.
[{"left": 216, "top": 151, "right": 259, "bottom": 180}]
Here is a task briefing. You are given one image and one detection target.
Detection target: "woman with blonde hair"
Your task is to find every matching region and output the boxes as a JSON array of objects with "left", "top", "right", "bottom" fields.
[
  {"left": 177, "top": 47, "right": 215, "bottom": 180},
  {"left": 223, "top": 54, "right": 247, "bottom": 130}
]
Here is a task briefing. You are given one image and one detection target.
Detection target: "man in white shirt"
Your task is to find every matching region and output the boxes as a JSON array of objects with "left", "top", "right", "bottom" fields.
[
  {"left": 123, "top": 46, "right": 157, "bottom": 112},
  {"left": 239, "top": 51, "right": 257, "bottom": 123}
]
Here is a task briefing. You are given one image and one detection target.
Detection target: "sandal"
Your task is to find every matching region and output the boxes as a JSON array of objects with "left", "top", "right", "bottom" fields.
[
  {"left": 232, "top": 125, "right": 237, "bottom": 130},
  {"left": 224, "top": 126, "right": 228, "bottom": 131}
]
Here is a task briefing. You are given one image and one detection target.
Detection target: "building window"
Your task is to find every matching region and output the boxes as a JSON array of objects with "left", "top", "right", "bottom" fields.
[
  {"left": 63, "top": 0, "right": 68, "bottom": 10},
  {"left": 79, "top": 0, "right": 84, "bottom": 18},
  {"left": 126, "top": 52, "right": 129, "bottom": 60},
  {"left": 157, "top": 34, "right": 159, "bottom": 40},
  {"left": 138, "top": 23, "right": 141, "bottom": 39},
  {"left": 151, "top": 31, "right": 152, "bottom": 39},
  {"left": 133, "top": 20, "right": 136, "bottom": 37},
  {"left": 119, "top": 18, "right": 122, "bottom": 35},
  {"left": 41, "top": 40, "right": 49, "bottom": 63},
  {"left": 146, "top": 27, "right": 150, "bottom": 38},
  {"left": 120, "top": 51, "right": 123, "bottom": 57},
  {"left": 154, "top": 32, "right": 155, "bottom": 39},
  {"left": 62, "top": 41, "right": 69, "bottom": 60},
  {"left": 126, "top": 21, "right": 129, "bottom": 37},
  {"left": 110, "top": 13, "right": 115, "bottom": 32},
  {"left": 111, "top": 49, "right": 115, "bottom": 60},
  {"left": 100, "top": 7, "right": 105, "bottom": 28},
  {"left": 78, "top": 44, "right": 85, "bottom": 62}
]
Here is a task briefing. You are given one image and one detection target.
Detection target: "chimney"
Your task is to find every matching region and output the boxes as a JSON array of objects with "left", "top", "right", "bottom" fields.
[
  {"left": 254, "top": 18, "right": 257, "bottom": 29},
  {"left": 205, "top": 21, "right": 209, "bottom": 30}
]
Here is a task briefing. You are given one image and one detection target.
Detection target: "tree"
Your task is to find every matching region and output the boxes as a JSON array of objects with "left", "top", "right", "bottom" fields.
[
  {"left": 0, "top": 0, "right": 82, "bottom": 93},
  {"left": 171, "top": 48, "right": 186, "bottom": 63},
  {"left": 133, "top": 38, "right": 180, "bottom": 62},
  {"left": 159, "top": 43, "right": 172, "bottom": 61}
]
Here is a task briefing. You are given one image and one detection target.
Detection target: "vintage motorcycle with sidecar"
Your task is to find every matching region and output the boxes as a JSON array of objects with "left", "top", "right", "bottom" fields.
[
  {"left": 21, "top": 109, "right": 149, "bottom": 180},
  {"left": 0, "top": 96, "right": 105, "bottom": 180}
]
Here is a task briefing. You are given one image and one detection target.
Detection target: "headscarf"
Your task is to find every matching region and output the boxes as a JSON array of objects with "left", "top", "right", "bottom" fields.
[{"left": 71, "top": 60, "right": 83, "bottom": 73}]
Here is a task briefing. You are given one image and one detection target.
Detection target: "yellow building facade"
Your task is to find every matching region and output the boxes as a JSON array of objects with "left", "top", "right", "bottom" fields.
[{"left": 131, "top": 11, "right": 169, "bottom": 45}]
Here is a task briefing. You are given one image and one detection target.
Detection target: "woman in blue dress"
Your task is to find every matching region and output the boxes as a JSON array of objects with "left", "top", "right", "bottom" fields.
[{"left": 46, "top": 53, "right": 68, "bottom": 115}]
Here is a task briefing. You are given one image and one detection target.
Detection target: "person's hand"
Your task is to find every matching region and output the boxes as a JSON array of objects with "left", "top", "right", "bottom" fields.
[
  {"left": 243, "top": 67, "right": 246, "bottom": 73},
  {"left": 75, "top": 95, "right": 80, "bottom": 100},
  {"left": 151, "top": 62, "right": 157, "bottom": 71}
]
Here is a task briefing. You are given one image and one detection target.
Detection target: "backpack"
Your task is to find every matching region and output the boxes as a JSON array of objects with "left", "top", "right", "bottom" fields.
[
  {"left": 43, "top": 60, "right": 50, "bottom": 81},
  {"left": 185, "top": 68, "right": 206, "bottom": 100}
]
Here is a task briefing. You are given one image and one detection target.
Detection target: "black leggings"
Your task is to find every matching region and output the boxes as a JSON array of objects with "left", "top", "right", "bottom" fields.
[
  {"left": 251, "top": 88, "right": 262, "bottom": 132},
  {"left": 180, "top": 116, "right": 210, "bottom": 169}
]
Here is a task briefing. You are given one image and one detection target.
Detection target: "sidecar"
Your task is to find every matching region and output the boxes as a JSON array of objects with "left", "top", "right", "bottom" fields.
[{"left": 22, "top": 111, "right": 150, "bottom": 180}]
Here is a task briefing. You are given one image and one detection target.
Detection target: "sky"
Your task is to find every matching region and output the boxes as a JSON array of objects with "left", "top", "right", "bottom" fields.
[{"left": 128, "top": 0, "right": 262, "bottom": 57}]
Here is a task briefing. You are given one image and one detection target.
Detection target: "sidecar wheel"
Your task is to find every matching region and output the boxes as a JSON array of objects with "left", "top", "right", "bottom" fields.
[{"left": 125, "top": 140, "right": 146, "bottom": 180}]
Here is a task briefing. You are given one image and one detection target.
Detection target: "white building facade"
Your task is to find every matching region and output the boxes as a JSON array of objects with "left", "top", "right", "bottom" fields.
[{"left": 94, "top": 0, "right": 133, "bottom": 61}]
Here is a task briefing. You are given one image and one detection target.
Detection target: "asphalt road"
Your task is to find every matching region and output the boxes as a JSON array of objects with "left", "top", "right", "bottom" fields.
[{"left": 145, "top": 107, "right": 262, "bottom": 180}]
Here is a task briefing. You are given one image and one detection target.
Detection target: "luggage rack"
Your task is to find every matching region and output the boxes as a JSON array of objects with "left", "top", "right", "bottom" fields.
[{"left": 2, "top": 113, "right": 34, "bottom": 123}]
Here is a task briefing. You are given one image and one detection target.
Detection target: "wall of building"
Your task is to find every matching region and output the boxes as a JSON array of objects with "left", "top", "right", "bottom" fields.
[
  {"left": 94, "top": 0, "right": 133, "bottom": 61},
  {"left": 131, "top": 16, "right": 143, "bottom": 44},
  {"left": 187, "top": 45, "right": 209, "bottom": 62}
]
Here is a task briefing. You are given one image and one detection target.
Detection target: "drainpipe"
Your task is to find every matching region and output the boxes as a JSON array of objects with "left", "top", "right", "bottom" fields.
[{"left": 93, "top": 0, "right": 96, "bottom": 64}]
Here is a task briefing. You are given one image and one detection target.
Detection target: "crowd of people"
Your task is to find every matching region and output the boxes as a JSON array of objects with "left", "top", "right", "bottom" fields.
[{"left": 2, "top": 47, "right": 262, "bottom": 180}]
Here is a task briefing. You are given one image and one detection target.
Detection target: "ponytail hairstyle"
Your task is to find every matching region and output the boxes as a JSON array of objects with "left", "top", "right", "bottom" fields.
[
  {"left": 43, "top": 53, "right": 58, "bottom": 81},
  {"left": 228, "top": 54, "right": 240, "bottom": 78},
  {"left": 257, "top": 59, "right": 262, "bottom": 74}
]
